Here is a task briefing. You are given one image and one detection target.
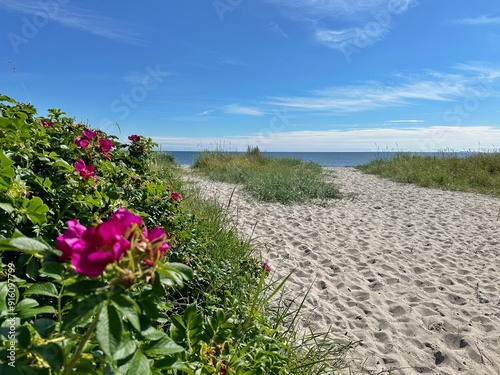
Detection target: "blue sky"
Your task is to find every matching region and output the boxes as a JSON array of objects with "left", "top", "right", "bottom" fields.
[{"left": 1, "top": 0, "right": 500, "bottom": 151}]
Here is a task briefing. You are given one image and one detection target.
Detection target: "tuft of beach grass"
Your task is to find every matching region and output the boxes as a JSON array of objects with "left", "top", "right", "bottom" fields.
[{"left": 193, "top": 146, "right": 342, "bottom": 204}]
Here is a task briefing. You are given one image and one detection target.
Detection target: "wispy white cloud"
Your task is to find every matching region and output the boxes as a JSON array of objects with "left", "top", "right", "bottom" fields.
[
  {"left": 152, "top": 126, "right": 500, "bottom": 152},
  {"left": 315, "top": 25, "right": 387, "bottom": 52},
  {"left": 454, "top": 63, "right": 500, "bottom": 82},
  {"left": 454, "top": 15, "right": 500, "bottom": 25},
  {"left": 265, "top": 66, "right": 500, "bottom": 112},
  {"left": 268, "top": 22, "right": 288, "bottom": 38},
  {"left": 193, "top": 104, "right": 266, "bottom": 117},
  {"left": 223, "top": 104, "right": 266, "bottom": 116},
  {"left": 195, "top": 109, "right": 216, "bottom": 116},
  {"left": 0, "top": 0, "right": 140, "bottom": 43},
  {"left": 265, "top": 0, "right": 419, "bottom": 52}
]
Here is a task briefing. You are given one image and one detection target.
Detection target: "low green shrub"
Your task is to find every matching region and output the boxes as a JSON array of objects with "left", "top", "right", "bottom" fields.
[{"left": 193, "top": 149, "right": 341, "bottom": 204}]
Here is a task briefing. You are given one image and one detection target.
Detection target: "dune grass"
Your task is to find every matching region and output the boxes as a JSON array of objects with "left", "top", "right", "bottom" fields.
[
  {"left": 357, "top": 152, "right": 500, "bottom": 197},
  {"left": 192, "top": 147, "right": 342, "bottom": 204}
]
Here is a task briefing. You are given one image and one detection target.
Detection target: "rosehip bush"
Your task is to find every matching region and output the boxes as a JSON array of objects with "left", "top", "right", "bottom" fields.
[{"left": 0, "top": 95, "right": 194, "bottom": 373}]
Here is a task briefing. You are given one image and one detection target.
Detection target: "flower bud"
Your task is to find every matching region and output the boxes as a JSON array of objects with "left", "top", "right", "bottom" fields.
[{"left": 120, "top": 269, "right": 136, "bottom": 289}]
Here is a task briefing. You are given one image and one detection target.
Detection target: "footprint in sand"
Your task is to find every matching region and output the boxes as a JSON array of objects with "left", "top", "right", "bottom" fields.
[
  {"left": 389, "top": 305, "right": 407, "bottom": 318},
  {"left": 368, "top": 280, "right": 384, "bottom": 291},
  {"left": 447, "top": 293, "right": 467, "bottom": 305}
]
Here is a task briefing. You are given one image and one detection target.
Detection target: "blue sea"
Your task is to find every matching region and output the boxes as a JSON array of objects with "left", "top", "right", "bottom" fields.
[{"left": 164, "top": 151, "right": 469, "bottom": 167}]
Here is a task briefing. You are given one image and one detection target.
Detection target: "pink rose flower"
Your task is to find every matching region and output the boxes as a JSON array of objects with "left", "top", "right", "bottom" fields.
[
  {"left": 56, "top": 208, "right": 143, "bottom": 277},
  {"left": 74, "top": 159, "right": 97, "bottom": 180},
  {"left": 56, "top": 219, "right": 86, "bottom": 262},
  {"left": 41, "top": 120, "right": 54, "bottom": 128},
  {"left": 74, "top": 222, "right": 131, "bottom": 277},
  {"left": 99, "top": 138, "right": 113, "bottom": 153},
  {"left": 82, "top": 129, "right": 98, "bottom": 140},
  {"left": 143, "top": 226, "right": 170, "bottom": 265},
  {"left": 108, "top": 208, "right": 143, "bottom": 235},
  {"left": 128, "top": 134, "right": 140, "bottom": 142},
  {"left": 170, "top": 192, "right": 181, "bottom": 201},
  {"left": 74, "top": 136, "right": 89, "bottom": 149}
]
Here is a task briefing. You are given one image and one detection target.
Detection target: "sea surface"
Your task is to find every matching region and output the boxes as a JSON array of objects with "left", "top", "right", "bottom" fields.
[{"left": 164, "top": 151, "right": 469, "bottom": 167}]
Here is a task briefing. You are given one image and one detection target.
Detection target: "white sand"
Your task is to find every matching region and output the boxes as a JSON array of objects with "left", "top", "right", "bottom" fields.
[{"left": 187, "top": 167, "right": 500, "bottom": 375}]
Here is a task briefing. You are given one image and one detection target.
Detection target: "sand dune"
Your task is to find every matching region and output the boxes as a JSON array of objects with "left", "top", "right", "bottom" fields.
[{"left": 187, "top": 167, "right": 500, "bottom": 375}]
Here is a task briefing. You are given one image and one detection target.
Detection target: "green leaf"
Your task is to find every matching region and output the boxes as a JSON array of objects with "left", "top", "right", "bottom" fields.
[
  {"left": 142, "top": 335, "right": 184, "bottom": 356},
  {"left": 0, "top": 95, "right": 17, "bottom": 103},
  {"left": 96, "top": 304, "right": 122, "bottom": 358},
  {"left": 111, "top": 294, "right": 141, "bottom": 332},
  {"left": 38, "top": 263, "right": 64, "bottom": 281},
  {"left": 25, "top": 257, "right": 40, "bottom": 280},
  {"left": 0, "top": 202, "right": 14, "bottom": 214},
  {"left": 15, "top": 298, "right": 39, "bottom": 311},
  {"left": 34, "top": 318, "right": 57, "bottom": 339},
  {"left": 0, "top": 236, "right": 49, "bottom": 253},
  {"left": 169, "top": 315, "right": 187, "bottom": 345},
  {"left": 31, "top": 343, "right": 64, "bottom": 372},
  {"left": 184, "top": 303, "right": 202, "bottom": 341},
  {"left": 25, "top": 196, "right": 49, "bottom": 225},
  {"left": 18, "top": 305, "right": 56, "bottom": 319},
  {"left": 53, "top": 158, "right": 72, "bottom": 171},
  {"left": 113, "top": 336, "right": 138, "bottom": 361},
  {"left": 35, "top": 176, "right": 53, "bottom": 189},
  {"left": 64, "top": 280, "right": 108, "bottom": 295},
  {"left": 43, "top": 177, "right": 52, "bottom": 188},
  {"left": 0, "top": 176, "right": 11, "bottom": 191},
  {"left": 166, "top": 262, "right": 194, "bottom": 278},
  {"left": 24, "top": 282, "right": 58, "bottom": 298},
  {"left": 139, "top": 319, "right": 167, "bottom": 341},
  {"left": 0, "top": 166, "right": 14, "bottom": 178},
  {"left": 126, "top": 351, "right": 152, "bottom": 375},
  {"left": 140, "top": 297, "right": 159, "bottom": 320},
  {"left": 155, "top": 262, "right": 193, "bottom": 288},
  {"left": 62, "top": 294, "right": 106, "bottom": 330},
  {"left": 0, "top": 151, "right": 15, "bottom": 168}
]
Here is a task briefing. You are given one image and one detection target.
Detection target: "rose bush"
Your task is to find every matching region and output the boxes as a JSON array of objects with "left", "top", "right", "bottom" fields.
[{"left": 0, "top": 95, "right": 195, "bottom": 373}]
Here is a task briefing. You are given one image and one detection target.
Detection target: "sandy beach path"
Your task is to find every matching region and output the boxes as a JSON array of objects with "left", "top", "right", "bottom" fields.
[{"left": 186, "top": 167, "right": 500, "bottom": 375}]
